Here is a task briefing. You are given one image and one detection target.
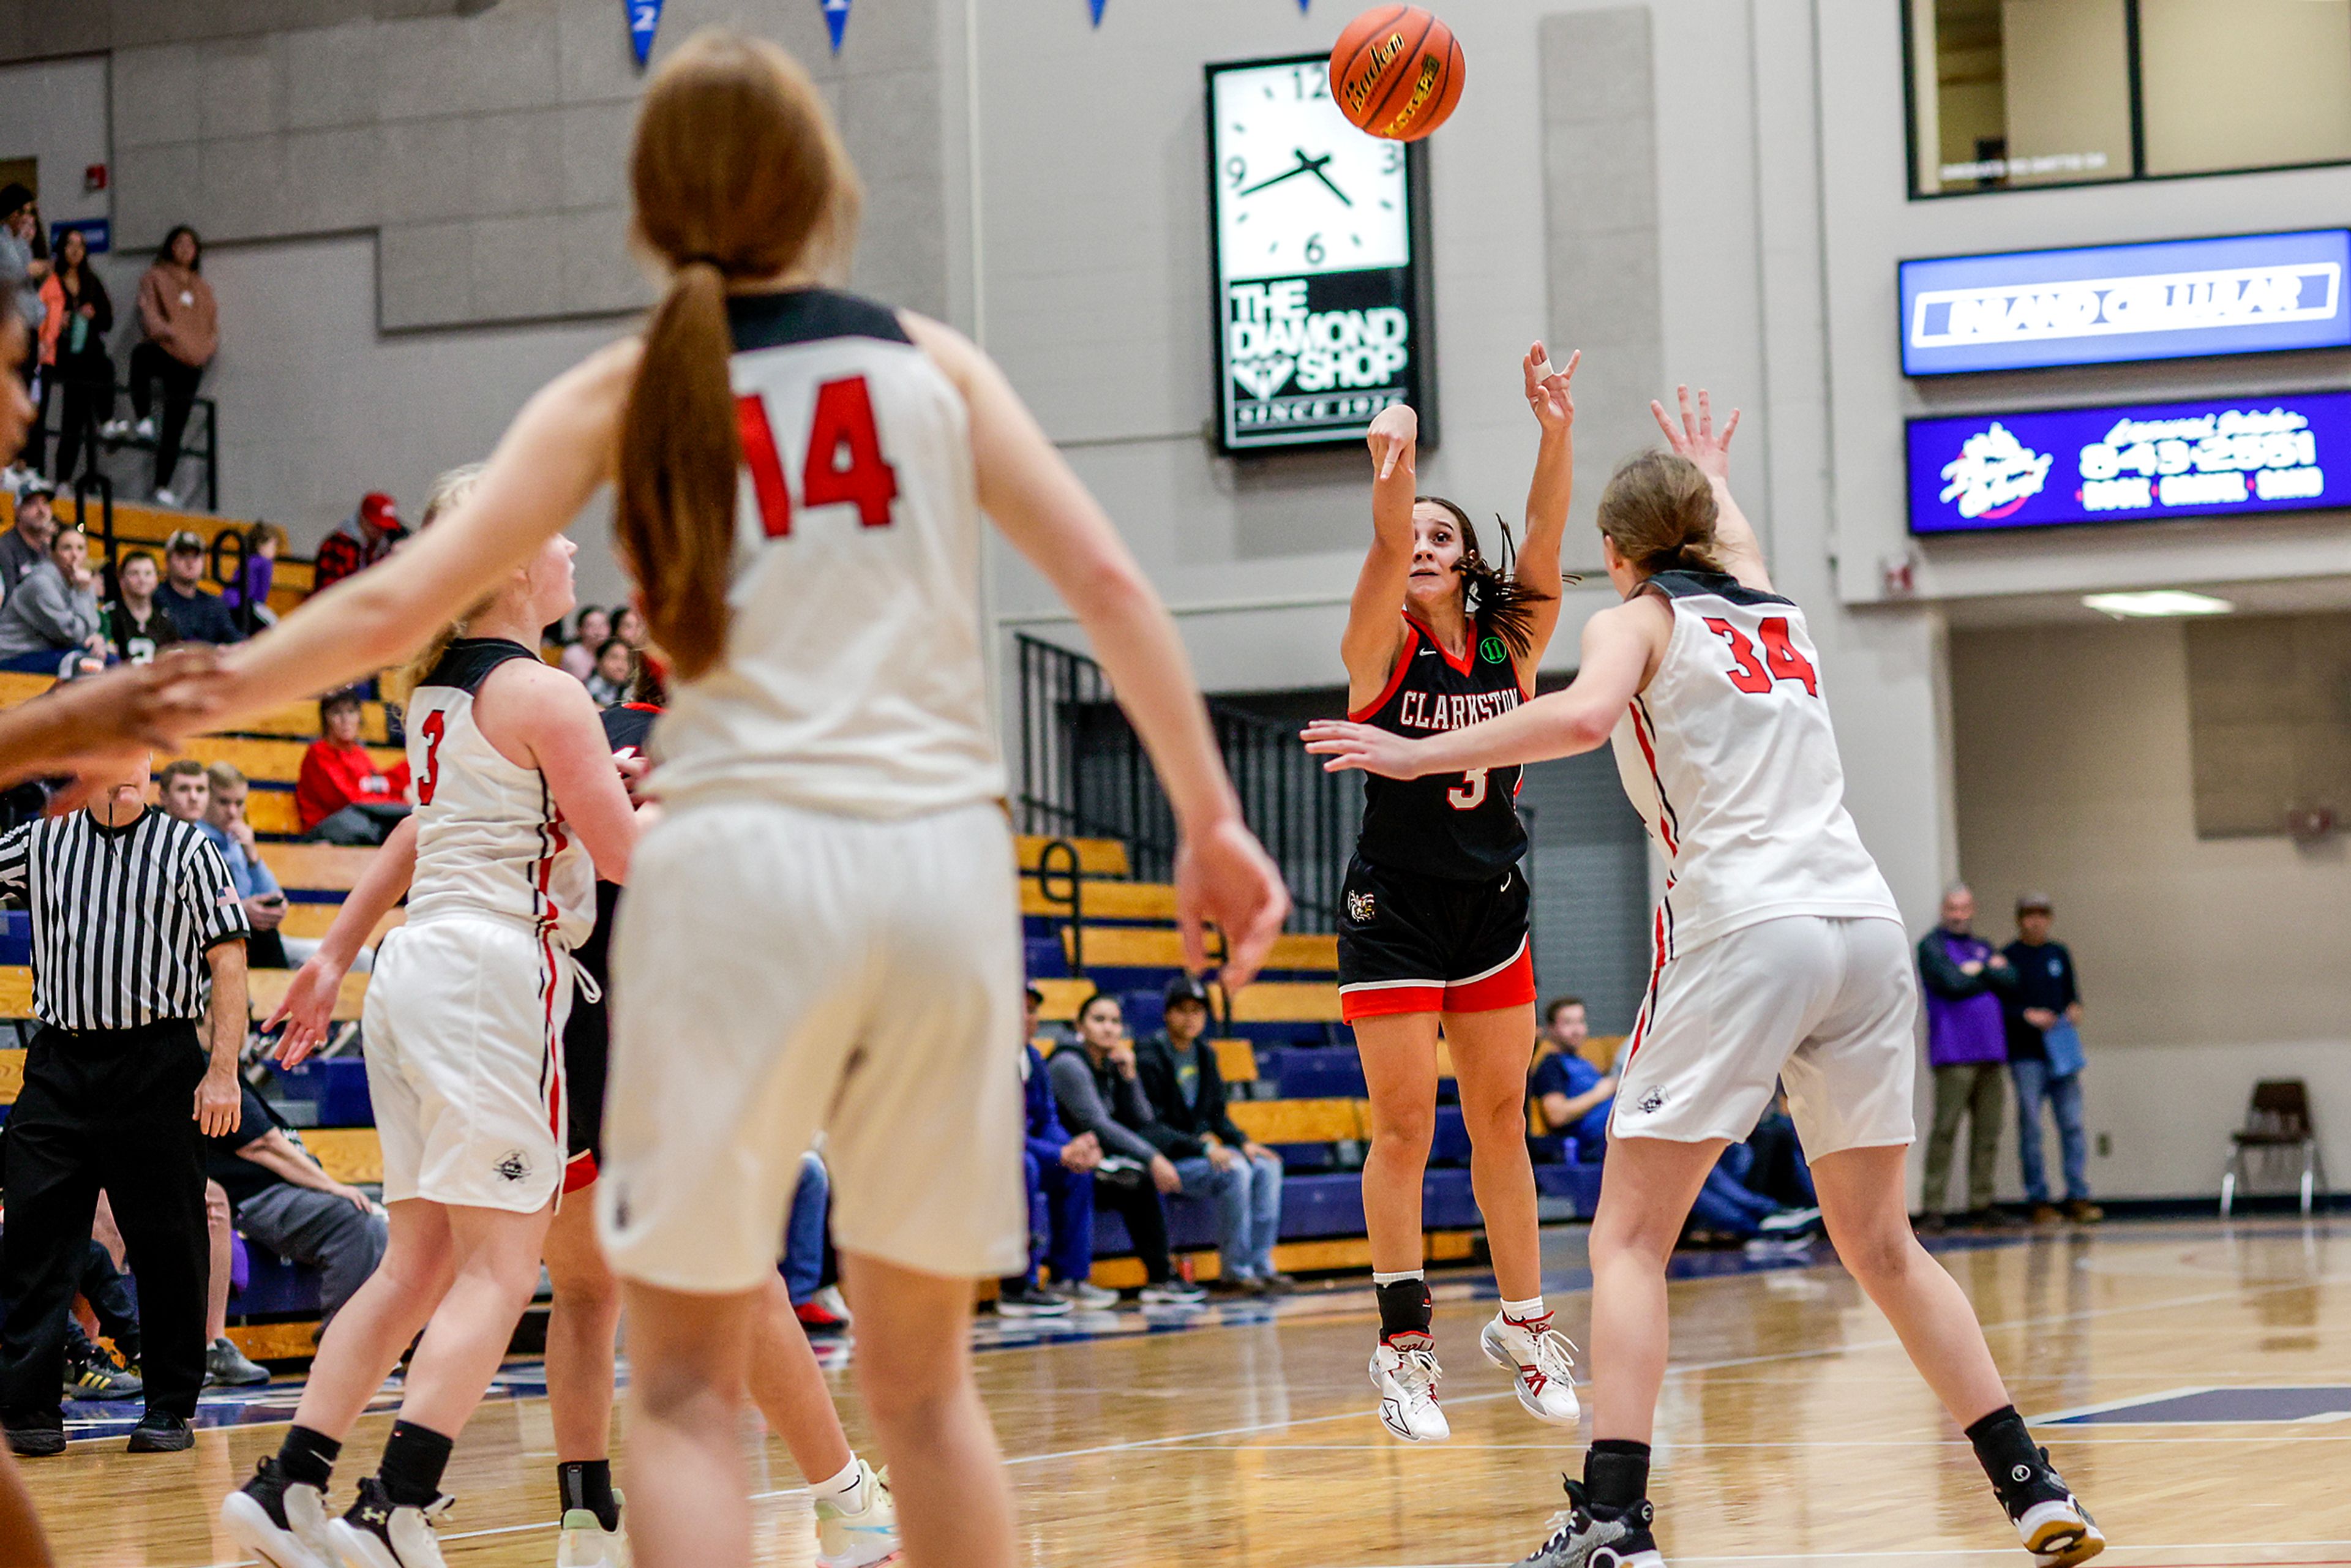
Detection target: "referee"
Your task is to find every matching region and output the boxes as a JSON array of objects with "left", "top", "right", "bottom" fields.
[{"left": 0, "top": 747, "right": 247, "bottom": 1455}]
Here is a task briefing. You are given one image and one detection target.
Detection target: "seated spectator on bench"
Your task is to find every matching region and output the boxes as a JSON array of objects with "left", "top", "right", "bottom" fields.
[
  {"left": 156, "top": 530, "right": 242, "bottom": 645},
  {"left": 313, "top": 492, "right": 407, "bottom": 594},
  {"left": 781, "top": 1150, "right": 852, "bottom": 1335},
  {"left": 181, "top": 762, "right": 302, "bottom": 970},
  {"left": 296, "top": 690, "right": 411, "bottom": 845},
  {"left": 559, "top": 606, "right": 612, "bottom": 683},
  {"left": 199, "top": 1179, "right": 269, "bottom": 1387},
  {"left": 1742, "top": 1089, "right": 1815, "bottom": 1210},
  {"left": 1046, "top": 994, "right": 1206, "bottom": 1307},
  {"left": 1529, "top": 996, "right": 1614, "bottom": 1161},
  {"left": 0, "top": 522, "right": 104, "bottom": 674},
  {"left": 218, "top": 522, "right": 283, "bottom": 634},
  {"left": 1685, "top": 1142, "right": 1821, "bottom": 1248},
  {"left": 0, "top": 476, "right": 56, "bottom": 598},
  {"left": 583, "top": 639, "right": 635, "bottom": 707},
  {"left": 61, "top": 1240, "right": 143, "bottom": 1402},
  {"left": 105, "top": 550, "right": 181, "bottom": 666},
  {"left": 1135, "top": 975, "right": 1288, "bottom": 1296},
  {"left": 998, "top": 986, "right": 1098, "bottom": 1318},
  {"left": 204, "top": 1084, "right": 388, "bottom": 1344}
]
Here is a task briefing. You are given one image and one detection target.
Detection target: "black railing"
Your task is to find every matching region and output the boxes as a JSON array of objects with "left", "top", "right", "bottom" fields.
[
  {"left": 36, "top": 392, "right": 219, "bottom": 512},
  {"left": 1013, "top": 633, "right": 1352, "bottom": 932}
]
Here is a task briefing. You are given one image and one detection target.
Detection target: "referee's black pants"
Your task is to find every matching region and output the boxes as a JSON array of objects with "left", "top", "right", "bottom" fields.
[{"left": 0, "top": 1021, "right": 210, "bottom": 1427}]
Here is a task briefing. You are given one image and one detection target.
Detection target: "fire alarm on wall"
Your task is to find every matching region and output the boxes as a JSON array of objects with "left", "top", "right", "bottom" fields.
[{"left": 83, "top": 163, "right": 107, "bottom": 193}]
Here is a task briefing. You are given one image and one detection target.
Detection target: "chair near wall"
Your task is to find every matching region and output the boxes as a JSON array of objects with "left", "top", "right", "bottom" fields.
[{"left": 2220, "top": 1079, "right": 2330, "bottom": 1217}]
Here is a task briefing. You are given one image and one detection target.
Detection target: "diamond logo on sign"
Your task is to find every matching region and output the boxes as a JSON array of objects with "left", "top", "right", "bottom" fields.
[
  {"left": 1938, "top": 423, "right": 2052, "bottom": 520},
  {"left": 624, "top": 0, "right": 661, "bottom": 67},
  {"left": 822, "top": 0, "right": 851, "bottom": 53}
]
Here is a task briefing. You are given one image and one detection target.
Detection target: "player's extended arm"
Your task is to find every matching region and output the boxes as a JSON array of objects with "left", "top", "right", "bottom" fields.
[
  {"left": 268, "top": 816, "right": 418, "bottom": 1067},
  {"left": 905, "top": 313, "right": 1289, "bottom": 986},
  {"left": 0, "top": 645, "right": 225, "bottom": 800},
  {"left": 1512, "top": 343, "right": 1579, "bottom": 673},
  {"left": 1340, "top": 402, "right": 1422, "bottom": 708},
  {"left": 200, "top": 343, "right": 636, "bottom": 736},
  {"left": 1304, "top": 595, "right": 1670, "bottom": 778},
  {"left": 482, "top": 661, "right": 642, "bottom": 887},
  {"left": 1651, "top": 385, "right": 1771, "bottom": 595}
]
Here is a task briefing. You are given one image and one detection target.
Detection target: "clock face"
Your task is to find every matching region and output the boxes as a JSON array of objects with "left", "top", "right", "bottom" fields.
[{"left": 1211, "top": 58, "right": 1411, "bottom": 282}]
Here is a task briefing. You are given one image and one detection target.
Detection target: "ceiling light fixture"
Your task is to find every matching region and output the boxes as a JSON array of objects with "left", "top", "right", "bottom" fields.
[{"left": 2081, "top": 590, "right": 2236, "bottom": 618}]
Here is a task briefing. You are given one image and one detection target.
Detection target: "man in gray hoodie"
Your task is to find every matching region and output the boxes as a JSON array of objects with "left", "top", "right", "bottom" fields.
[{"left": 0, "top": 522, "right": 102, "bottom": 673}]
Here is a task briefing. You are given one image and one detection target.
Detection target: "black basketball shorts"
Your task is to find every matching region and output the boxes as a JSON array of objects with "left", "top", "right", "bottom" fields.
[{"left": 1335, "top": 853, "right": 1535, "bottom": 1022}]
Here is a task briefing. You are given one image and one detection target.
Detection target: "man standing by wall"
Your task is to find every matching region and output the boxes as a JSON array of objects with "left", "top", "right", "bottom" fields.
[
  {"left": 0, "top": 749, "right": 247, "bottom": 1455},
  {"left": 1916, "top": 885, "right": 2014, "bottom": 1232},
  {"left": 2002, "top": 894, "right": 2100, "bottom": 1225}
]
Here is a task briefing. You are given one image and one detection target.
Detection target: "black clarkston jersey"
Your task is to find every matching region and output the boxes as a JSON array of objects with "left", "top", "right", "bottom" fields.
[{"left": 1351, "top": 615, "right": 1530, "bottom": 881}]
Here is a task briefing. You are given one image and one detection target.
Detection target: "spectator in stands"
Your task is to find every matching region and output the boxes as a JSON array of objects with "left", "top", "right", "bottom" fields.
[
  {"left": 296, "top": 689, "right": 411, "bottom": 845},
  {"left": 1684, "top": 1144, "right": 1821, "bottom": 1248},
  {"left": 206, "top": 1084, "right": 388, "bottom": 1334},
  {"left": 583, "top": 639, "right": 634, "bottom": 707},
  {"left": 195, "top": 762, "right": 304, "bottom": 970},
  {"left": 2002, "top": 894, "right": 2101, "bottom": 1226},
  {"left": 778, "top": 1150, "right": 849, "bottom": 1332},
  {"left": 198, "top": 1180, "right": 269, "bottom": 1387},
  {"left": 156, "top": 531, "right": 242, "bottom": 645},
  {"left": 156, "top": 757, "right": 208, "bottom": 827},
  {"left": 0, "top": 746, "right": 247, "bottom": 1456},
  {"left": 1134, "top": 975, "right": 1288, "bottom": 1295},
  {"left": 0, "top": 478, "right": 57, "bottom": 596},
  {"left": 0, "top": 522, "right": 103, "bottom": 674},
  {"left": 1000, "top": 985, "right": 1112, "bottom": 1316},
  {"left": 105, "top": 550, "right": 181, "bottom": 666},
  {"left": 1529, "top": 996, "right": 1614, "bottom": 1161},
  {"left": 1046, "top": 994, "right": 1206, "bottom": 1306},
  {"left": 126, "top": 226, "right": 216, "bottom": 509},
  {"left": 219, "top": 523, "right": 284, "bottom": 634},
  {"left": 0, "top": 189, "right": 47, "bottom": 438},
  {"left": 41, "top": 229, "right": 109, "bottom": 487},
  {"left": 559, "top": 606, "right": 612, "bottom": 682},
  {"left": 612, "top": 604, "right": 646, "bottom": 650},
  {"left": 1916, "top": 884, "right": 2015, "bottom": 1232},
  {"left": 312, "top": 492, "right": 408, "bottom": 594}
]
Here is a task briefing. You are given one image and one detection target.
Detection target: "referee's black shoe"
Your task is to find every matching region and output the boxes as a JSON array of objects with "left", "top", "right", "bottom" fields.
[
  {"left": 2, "top": 1417, "right": 65, "bottom": 1458},
  {"left": 127, "top": 1411, "right": 195, "bottom": 1452}
]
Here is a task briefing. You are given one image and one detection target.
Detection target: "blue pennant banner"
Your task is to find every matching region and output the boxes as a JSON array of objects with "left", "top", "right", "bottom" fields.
[
  {"left": 822, "top": 0, "right": 852, "bottom": 53},
  {"left": 624, "top": 0, "right": 661, "bottom": 66},
  {"left": 1089, "top": 0, "right": 1108, "bottom": 24}
]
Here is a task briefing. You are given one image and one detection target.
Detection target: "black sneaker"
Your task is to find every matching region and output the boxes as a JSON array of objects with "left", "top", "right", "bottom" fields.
[
  {"left": 126, "top": 1411, "right": 195, "bottom": 1452},
  {"left": 1520, "top": 1479, "right": 1663, "bottom": 1568},
  {"left": 328, "top": 1474, "right": 453, "bottom": 1568},
  {"left": 2, "top": 1419, "right": 64, "bottom": 1458},
  {"left": 65, "top": 1345, "right": 144, "bottom": 1401},
  {"left": 1995, "top": 1447, "right": 2105, "bottom": 1568},
  {"left": 220, "top": 1455, "right": 340, "bottom": 1568},
  {"left": 995, "top": 1281, "right": 1073, "bottom": 1318}
]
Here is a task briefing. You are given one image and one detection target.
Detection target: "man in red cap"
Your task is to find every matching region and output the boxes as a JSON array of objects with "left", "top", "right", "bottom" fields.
[{"left": 311, "top": 491, "right": 408, "bottom": 593}]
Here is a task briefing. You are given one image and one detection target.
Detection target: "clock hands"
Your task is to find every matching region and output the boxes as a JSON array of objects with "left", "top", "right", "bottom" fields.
[{"left": 1237, "top": 149, "right": 1352, "bottom": 208}]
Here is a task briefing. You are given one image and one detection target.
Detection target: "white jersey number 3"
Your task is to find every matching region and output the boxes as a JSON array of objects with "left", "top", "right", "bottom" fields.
[
  {"left": 1447, "top": 768, "right": 1490, "bottom": 811},
  {"left": 737, "top": 375, "right": 901, "bottom": 537}
]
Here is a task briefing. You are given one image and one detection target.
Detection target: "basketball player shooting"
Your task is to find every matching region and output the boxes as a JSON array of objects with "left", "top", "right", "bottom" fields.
[{"left": 1307, "top": 388, "right": 2104, "bottom": 1568}]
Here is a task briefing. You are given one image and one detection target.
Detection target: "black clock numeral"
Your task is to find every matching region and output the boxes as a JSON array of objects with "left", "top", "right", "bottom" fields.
[
  {"left": 1383, "top": 144, "right": 1403, "bottom": 173},
  {"left": 1305, "top": 233, "right": 1325, "bottom": 266},
  {"left": 1226, "top": 156, "right": 1247, "bottom": 190},
  {"left": 1291, "top": 66, "right": 1328, "bottom": 100}
]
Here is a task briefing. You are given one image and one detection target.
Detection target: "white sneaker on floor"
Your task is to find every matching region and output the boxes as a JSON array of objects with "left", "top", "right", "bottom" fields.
[
  {"left": 153, "top": 486, "right": 181, "bottom": 509},
  {"left": 1138, "top": 1281, "right": 1207, "bottom": 1305},
  {"left": 1481, "top": 1310, "right": 1582, "bottom": 1426},
  {"left": 135, "top": 416, "right": 157, "bottom": 440},
  {"left": 220, "top": 1457, "right": 338, "bottom": 1568},
  {"left": 1051, "top": 1278, "right": 1120, "bottom": 1310},
  {"left": 1370, "top": 1338, "right": 1449, "bottom": 1441},
  {"left": 555, "top": 1507, "right": 630, "bottom": 1567},
  {"left": 98, "top": 417, "right": 130, "bottom": 440},
  {"left": 814, "top": 1460, "right": 902, "bottom": 1568},
  {"left": 327, "top": 1477, "right": 451, "bottom": 1568}
]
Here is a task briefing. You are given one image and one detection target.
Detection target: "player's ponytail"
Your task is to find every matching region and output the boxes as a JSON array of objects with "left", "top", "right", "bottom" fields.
[
  {"left": 1595, "top": 451, "right": 1728, "bottom": 580},
  {"left": 382, "top": 463, "right": 493, "bottom": 715},
  {"left": 1420, "top": 496, "right": 1554, "bottom": 662},
  {"left": 616, "top": 29, "right": 864, "bottom": 683}
]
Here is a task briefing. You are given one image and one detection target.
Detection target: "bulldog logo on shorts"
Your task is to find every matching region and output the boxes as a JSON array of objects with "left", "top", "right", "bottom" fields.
[
  {"left": 1636, "top": 1087, "right": 1667, "bottom": 1115},
  {"left": 1346, "top": 890, "right": 1376, "bottom": 924},
  {"left": 495, "top": 1149, "right": 531, "bottom": 1183}
]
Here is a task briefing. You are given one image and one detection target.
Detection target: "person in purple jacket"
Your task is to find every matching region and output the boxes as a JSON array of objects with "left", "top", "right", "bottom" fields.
[
  {"left": 1916, "top": 885, "right": 2017, "bottom": 1232},
  {"left": 995, "top": 986, "right": 1114, "bottom": 1318}
]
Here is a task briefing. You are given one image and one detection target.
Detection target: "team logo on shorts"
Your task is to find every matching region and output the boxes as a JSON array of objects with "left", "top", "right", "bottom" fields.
[
  {"left": 1636, "top": 1087, "right": 1667, "bottom": 1115},
  {"left": 1479, "top": 636, "right": 1508, "bottom": 665},
  {"left": 1346, "top": 890, "right": 1377, "bottom": 924},
  {"left": 494, "top": 1149, "right": 531, "bottom": 1183}
]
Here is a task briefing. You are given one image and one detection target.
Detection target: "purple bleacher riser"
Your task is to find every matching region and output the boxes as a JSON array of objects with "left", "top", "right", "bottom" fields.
[
  {"left": 232, "top": 1248, "right": 325, "bottom": 1318},
  {"left": 1024, "top": 936, "right": 1070, "bottom": 980},
  {"left": 266, "top": 1057, "right": 374, "bottom": 1125},
  {"left": 1255, "top": 1047, "right": 1368, "bottom": 1098},
  {"left": 2, "top": 909, "right": 28, "bottom": 964}
]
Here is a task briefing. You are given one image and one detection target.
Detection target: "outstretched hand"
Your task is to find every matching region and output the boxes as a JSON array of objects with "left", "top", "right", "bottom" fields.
[
  {"left": 0, "top": 647, "right": 229, "bottom": 805},
  {"left": 1366, "top": 403, "right": 1418, "bottom": 481},
  {"left": 265, "top": 956, "right": 348, "bottom": 1069},
  {"left": 1524, "top": 342, "right": 1579, "bottom": 435},
  {"left": 1651, "top": 384, "right": 1739, "bottom": 482},
  {"left": 1174, "top": 817, "right": 1290, "bottom": 991},
  {"left": 1300, "top": 719, "right": 1425, "bottom": 779}
]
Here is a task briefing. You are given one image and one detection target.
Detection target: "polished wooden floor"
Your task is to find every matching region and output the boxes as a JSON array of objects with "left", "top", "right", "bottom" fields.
[{"left": 26, "top": 1217, "right": 2351, "bottom": 1568}]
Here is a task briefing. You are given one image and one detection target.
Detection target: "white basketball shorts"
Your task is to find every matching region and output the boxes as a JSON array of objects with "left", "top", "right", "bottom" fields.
[
  {"left": 1610, "top": 913, "right": 1917, "bottom": 1155},
  {"left": 364, "top": 914, "right": 572, "bottom": 1214},
  {"left": 598, "top": 797, "right": 1028, "bottom": 1293}
]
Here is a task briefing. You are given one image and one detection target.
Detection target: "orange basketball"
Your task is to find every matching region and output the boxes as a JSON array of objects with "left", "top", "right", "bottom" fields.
[{"left": 1328, "top": 5, "right": 1464, "bottom": 143}]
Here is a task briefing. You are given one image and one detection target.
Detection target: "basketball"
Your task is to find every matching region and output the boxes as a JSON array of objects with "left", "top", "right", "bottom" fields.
[{"left": 1328, "top": 5, "right": 1464, "bottom": 143}]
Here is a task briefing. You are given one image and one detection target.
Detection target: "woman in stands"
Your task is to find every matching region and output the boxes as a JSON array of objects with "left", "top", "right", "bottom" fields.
[
  {"left": 31, "top": 31, "right": 1289, "bottom": 1568},
  {"left": 219, "top": 465, "right": 651, "bottom": 1568},
  {"left": 1335, "top": 348, "right": 1583, "bottom": 1443},
  {"left": 1307, "top": 389, "right": 2103, "bottom": 1568}
]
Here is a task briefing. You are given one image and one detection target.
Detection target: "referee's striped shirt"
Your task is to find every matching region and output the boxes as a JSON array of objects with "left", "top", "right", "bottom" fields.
[{"left": 0, "top": 808, "right": 250, "bottom": 1031}]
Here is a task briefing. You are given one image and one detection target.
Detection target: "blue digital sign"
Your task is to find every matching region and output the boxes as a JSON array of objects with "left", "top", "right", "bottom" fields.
[
  {"left": 1907, "top": 392, "right": 2351, "bottom": 535},
  {"left": 1899, "top": 230, "right": 2351, "bottom": 376}
]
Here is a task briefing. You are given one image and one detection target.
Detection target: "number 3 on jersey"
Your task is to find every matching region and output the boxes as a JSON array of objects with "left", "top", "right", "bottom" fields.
[
  {"left": 1704, "top": 615, "right": 1818, "bottom": 697},
  {"left": 1447, "top": 767, "right": 1490, "bottom": 811},
  {"left": 737, "top": 376, "right": 899, "bottom": 538}
]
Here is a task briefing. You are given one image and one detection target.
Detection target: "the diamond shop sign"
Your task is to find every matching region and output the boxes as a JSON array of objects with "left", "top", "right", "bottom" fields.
[{"left": 1898, "top": 230, "right": 2351, "bottom": 376}]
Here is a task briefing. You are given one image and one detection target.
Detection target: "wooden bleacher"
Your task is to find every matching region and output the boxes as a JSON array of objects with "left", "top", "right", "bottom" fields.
[{"left": 4, "top": 490, "right": 315, "bottom": 615}]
